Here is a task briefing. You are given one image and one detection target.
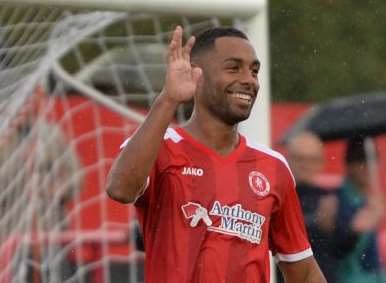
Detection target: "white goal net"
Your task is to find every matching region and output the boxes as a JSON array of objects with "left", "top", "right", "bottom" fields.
[{"left": 0, "top": 1, "right": 268, "bottom": 282}]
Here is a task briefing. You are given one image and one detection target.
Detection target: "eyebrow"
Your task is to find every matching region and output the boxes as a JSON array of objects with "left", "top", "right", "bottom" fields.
[{"left": 223, "top": 57, "right": 261, "bottom": 67}]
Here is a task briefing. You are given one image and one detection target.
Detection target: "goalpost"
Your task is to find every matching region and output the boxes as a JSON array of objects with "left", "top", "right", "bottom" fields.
[{"left": 0, "top": 0, "right": 271, "bottom": 282}]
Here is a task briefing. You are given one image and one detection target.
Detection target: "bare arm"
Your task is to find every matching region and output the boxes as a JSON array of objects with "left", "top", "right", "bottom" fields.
[
  {"left": 105, "top": 95, "right": 178, "bottom": 203},
  {"left": 105, "top": 26, "right": 202, "bottom": 203},
  {"left": 278, "top": 256, "right": 326, "bottom": 283}
]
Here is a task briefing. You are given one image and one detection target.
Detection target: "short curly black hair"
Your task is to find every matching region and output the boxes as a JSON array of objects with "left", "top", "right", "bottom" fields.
[{"left": 191, "top": 27, "right": 248, "bottom": 60}]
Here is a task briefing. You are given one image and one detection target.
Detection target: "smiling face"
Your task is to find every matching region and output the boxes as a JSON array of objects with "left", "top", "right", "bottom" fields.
[{"left": 194, "top": 36, "right": 260, "bottom": 125}]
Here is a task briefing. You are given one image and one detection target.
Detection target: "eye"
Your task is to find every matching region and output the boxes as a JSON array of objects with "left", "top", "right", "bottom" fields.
[
  {"left": 227, "top": 65, "right": 239, "bottom": 72},
  {"left": 251, "top": 68, "right": 259, "bottom": 78}
]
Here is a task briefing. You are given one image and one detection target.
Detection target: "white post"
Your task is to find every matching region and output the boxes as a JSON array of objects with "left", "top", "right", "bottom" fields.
[{"left": 239, "top": 3, "right": 271, "bottom": 147}]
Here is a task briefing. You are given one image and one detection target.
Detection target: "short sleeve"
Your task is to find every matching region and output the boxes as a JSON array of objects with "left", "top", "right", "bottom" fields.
[
  {"left": 132, "top": 146, "right": 167, "bottom": 208},
  {"left": 119, "top": 128, "right": 183, "bottom": 208},
  {"left": 269, "top": 171, "right": 312, "bottom": 262},
  {"left": 118, "top": 137, "right": 164, "bottom": 207}
]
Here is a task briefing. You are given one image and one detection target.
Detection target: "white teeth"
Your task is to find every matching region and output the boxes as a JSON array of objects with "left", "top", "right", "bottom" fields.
[{"left": 233, "top": 93, "right": 252, "bottom": 101}]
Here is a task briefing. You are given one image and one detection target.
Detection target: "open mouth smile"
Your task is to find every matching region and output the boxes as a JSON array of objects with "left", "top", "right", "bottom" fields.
[{"left": 229, "top": 92, "right": 254, "bottom": 104}]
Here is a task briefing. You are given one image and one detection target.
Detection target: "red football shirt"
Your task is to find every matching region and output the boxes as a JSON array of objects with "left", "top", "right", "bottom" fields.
[{"left": 124, "top": 127, "right": 312, "bottom": 283}]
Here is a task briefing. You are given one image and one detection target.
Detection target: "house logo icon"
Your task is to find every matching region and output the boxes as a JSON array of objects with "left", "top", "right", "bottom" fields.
[{"left": 181, "top": 202, "right": 212, "bottom": 227}]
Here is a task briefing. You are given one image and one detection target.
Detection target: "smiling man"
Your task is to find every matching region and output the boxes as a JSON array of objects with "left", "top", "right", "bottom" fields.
[{"left": 106, "top": 26, "right": 326, "bottom": 283}]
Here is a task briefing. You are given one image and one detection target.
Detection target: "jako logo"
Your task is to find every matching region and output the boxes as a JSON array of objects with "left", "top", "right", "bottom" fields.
[{"left": 181, "top": 167, "right": 204, "bottom": 176}]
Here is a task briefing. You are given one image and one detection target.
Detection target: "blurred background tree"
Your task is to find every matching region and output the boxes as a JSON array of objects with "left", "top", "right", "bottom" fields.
[{"left": 270, "top": 0, "right": 386, "bottom": 102}]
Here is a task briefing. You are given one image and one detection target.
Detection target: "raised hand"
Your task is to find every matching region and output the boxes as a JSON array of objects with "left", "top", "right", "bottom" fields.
[
  {"left": 161, "top": 26, "right": 202, "bottom": 105},
  {"left": 352, "top": 192, "right": 385, "bottom": 232}
]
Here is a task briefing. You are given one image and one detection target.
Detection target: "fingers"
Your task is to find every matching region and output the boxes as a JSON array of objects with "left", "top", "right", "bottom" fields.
[
  {"left": 182, "top": 36, "right": 195, "bottom": 61},
  {"left": 176, "top": 26, "right": 183, "bottom": 58},
  {"left": 167, "top": 26, "right": 195, "bottom": 62},
  {"left": 167, "top": 26, "right": 181, "bottom": 62},
  {"left": 167, "top": 27, "right": 178, "bottom": 62}
]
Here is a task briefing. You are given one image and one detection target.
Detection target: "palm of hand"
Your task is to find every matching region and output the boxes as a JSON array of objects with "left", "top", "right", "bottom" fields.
[
  {"left": 166, "top": 60, "right": 199, "bottom": 102},
  {"left": 163, "top": 26, "right": 202, "bottom": 104}
]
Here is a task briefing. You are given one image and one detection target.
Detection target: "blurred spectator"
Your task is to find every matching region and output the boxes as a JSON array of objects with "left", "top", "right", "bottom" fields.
[
  {"left": 334, "top": 136, "right": 385, "bottom": 283},
  {"left": 1, "top": 117, "right": 83, "bottom": 282},
  {"left": 31, "top": 120, "right": 82, "bottom": 231},
  {"left": 28, "top": 120, "right": 82, "bottom": 282},
  {"left": 277, "top": 132, "right": 338, "bottom": 283}
]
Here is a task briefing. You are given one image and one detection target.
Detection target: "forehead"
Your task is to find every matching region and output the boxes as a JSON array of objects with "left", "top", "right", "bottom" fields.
[
  {"left": 289, "top": 136, "right": 323, "bottom": 156},
  {"left": 212, "top": 36, "right": 258, "bottom": 62}
]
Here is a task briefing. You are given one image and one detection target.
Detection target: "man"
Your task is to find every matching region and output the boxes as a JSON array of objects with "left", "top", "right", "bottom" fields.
[
  {"left": 284, "top": 132, "right": 338, "bottom": 283},
  {"left": 106, "top": 26, "right": 326, "bottom": 283},
  {"left": 334, "top": 137, "right": 385, "bottom": 283}
]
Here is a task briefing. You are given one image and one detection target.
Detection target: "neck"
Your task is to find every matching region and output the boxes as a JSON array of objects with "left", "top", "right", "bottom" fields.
[{"left": 183, "top": 111, "right": 240, "bottom": 156}]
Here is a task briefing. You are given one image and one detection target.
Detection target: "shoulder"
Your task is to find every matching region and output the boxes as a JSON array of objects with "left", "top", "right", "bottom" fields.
[
  {"left": 158, "top": 128, "right": 190, "bottom": 162},
  {"left": 244, "top": 137, "right": 295, "bottom": 187},
  {"left": 120, "top": 127, "right": 184, "bottom": 149},
  {"left": 244, "top": 137, "right": 291, "bottom": 169},
  {"left": 163, "top": 127, "right": 184, "bottom": 143}
]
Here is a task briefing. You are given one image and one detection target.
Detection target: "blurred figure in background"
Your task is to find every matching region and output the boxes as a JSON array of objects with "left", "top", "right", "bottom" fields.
[
  {"left": 334, "top": 136, "right": 385, "bottom": 283},
  {"left": 277, "top": 132, "right": 338, "bottom": 283},
  {"left": 28, "top": 120, "right": 83, "bottom": 282}
]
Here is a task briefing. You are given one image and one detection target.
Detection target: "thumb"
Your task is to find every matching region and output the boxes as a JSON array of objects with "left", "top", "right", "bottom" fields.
[{"left": 192, "top": 67, "right": 202, "bottom": 84}]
